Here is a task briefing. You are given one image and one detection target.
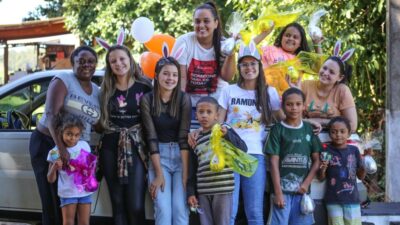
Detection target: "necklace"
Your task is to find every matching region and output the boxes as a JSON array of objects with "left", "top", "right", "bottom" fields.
[{"left": 316, "top": 83, "right": 334, "bottom": 101}]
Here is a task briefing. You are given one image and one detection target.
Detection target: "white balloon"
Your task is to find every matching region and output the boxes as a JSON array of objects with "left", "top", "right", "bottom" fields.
[{"left": 131, "top": 17, "right": 154, "bottom": 43}]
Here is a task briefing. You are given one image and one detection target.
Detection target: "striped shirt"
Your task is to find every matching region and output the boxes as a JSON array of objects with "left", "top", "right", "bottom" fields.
[{"left": 193, "top": 131, "right": 235, "bottom": 195}]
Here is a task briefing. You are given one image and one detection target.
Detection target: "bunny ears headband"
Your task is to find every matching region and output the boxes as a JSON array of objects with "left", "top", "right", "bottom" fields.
[
  {"left": 238, "top": 40, "right": 260, "bottom": 61},
  {"left": 333, "top": 40, "right": 355, "bottom": 63},
  {"left": 95, "top": 28, "right": 126, "bottom": 50}
]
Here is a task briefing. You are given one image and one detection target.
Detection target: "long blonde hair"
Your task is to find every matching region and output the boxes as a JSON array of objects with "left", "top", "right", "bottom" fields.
[{"left": 99, "top": 45, "right": 151, "bottom": 130}]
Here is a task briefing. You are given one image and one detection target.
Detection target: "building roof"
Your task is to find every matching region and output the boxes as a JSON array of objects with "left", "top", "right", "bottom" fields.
[{"left": 0, "top": 17, "right": 69, "bottom": 41}]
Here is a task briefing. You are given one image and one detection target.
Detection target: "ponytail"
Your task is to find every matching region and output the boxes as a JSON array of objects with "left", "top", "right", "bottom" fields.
[{"left": 195, "top": 1, "right": 223, "bottom": 74}]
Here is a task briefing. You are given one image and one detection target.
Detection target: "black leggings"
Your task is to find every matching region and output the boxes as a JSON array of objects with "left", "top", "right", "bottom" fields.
[
  {"left": 100, "top": 145, "right": 146, "bottom": 225},
  {"left": 29, "top": 129, "right": 62, "bottom": 225}
]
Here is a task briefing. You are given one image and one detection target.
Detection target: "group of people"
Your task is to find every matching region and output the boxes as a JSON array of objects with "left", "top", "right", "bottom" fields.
[{"left": 28, "top": 1, "right": 364, "bottom": 225}]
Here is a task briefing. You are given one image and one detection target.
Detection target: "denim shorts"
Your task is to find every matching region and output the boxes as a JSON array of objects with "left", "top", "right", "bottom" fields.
[{"left": 60, "top": 194, "right": 92, "bottom": 207}]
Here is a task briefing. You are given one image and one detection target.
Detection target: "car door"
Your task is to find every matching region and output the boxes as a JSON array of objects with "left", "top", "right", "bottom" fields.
[{"left": 0, "top": 78, "right": 50, "bottom": 212}]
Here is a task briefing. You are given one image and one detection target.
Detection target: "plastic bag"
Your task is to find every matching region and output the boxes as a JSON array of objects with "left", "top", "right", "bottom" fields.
[
  {"left": 210, "top": 124, "right": 258, "bottom": 177},
  {"left": 308, "top": 9, "right": 327, "bottom": 40},
  {"left": 254, "top": 6, "right": 302, "bottom": 33},
  {"left": 221, "top": 12, "right": 245, "bottom": 56},
  {"left": 363, "top": 155, "right": 377, "bottom": 174},
  {"left": 300, "top": 194, "right": 315, "bottom": 214},
  {"left": 239, "top": 7, "right": 301, "bottom": 45}
]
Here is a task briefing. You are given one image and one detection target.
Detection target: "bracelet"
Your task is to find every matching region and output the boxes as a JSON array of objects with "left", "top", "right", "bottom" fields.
[{"left": 313, "top": 44, "right": 322, "bottom": 47}]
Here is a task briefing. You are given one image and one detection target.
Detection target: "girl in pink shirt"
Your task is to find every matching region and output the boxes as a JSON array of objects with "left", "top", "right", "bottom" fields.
[{"left": 254, "top": 22, "right": 323, "bottom": 68}]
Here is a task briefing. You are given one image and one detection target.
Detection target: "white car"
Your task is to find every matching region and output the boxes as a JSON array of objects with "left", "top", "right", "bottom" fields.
[{"left": 0, "top": 70, "right": 113, "bottom": 224}]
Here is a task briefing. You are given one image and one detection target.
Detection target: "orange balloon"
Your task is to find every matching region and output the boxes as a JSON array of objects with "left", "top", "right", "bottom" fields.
[
  {"left": 140, "top": 52, "right": 162, "bottom": 79},
  {"left": 144, "top": 34, "right": 176, "bottom": 56}
]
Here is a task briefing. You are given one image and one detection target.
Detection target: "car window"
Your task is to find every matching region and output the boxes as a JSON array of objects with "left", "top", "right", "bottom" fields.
[{"left": 0, "top": 79, "right": 50, "bottom": 130}]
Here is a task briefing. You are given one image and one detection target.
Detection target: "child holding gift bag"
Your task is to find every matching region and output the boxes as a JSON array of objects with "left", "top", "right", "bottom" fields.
[
  {"left": 47, "top": 113, "right": 98, "bottom": 225},
  {"left": 264, "top": 88, "right": 322, "bottom": 225},
  {"left": 318, "top": 116, "right": 366, "bottom": 225}
]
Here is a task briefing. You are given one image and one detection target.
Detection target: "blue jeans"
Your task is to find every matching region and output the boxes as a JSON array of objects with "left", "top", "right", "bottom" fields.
[
  {"left": 267, "top": 194, "right": 314, "bottom": 225},
  {"left": 148, "top": 142, "right": 189, "bottom": 225},
  {"left": 231, "top": 154, "right": 266, "bottom": 225}
]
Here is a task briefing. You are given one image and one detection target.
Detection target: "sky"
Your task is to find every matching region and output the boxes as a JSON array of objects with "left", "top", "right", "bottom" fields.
[{"left": 0, "top": 0, "right": 46, "bottom": 24}]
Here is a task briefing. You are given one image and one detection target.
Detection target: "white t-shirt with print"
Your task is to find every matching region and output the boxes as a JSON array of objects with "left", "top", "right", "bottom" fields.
[
  {"left": 218, "top": 84, "right": 281, "bottom": 155},
  {"left": 47, "top": 140, "right": 94, "bottom": 198},
  {"left": 172, "top": 32, "right": 228, "bottom": 105}
]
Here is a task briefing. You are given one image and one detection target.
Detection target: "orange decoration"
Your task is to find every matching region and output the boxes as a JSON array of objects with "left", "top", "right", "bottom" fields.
[
  {"left": 140, "top": 51, "right": 162, "bottom": 79},
  {"left": 144, "top": 34, "right": 176, "bottom": 55}
]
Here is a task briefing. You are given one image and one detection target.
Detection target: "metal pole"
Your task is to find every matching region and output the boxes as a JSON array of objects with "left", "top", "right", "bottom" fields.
[{"left": 4, "top": 41, "right": 9, "bottom": 84}]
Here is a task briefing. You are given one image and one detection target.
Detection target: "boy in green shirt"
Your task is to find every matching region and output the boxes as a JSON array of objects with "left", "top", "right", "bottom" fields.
[{"left": 264, "top": 88, "right": 322, "bottom": 225}]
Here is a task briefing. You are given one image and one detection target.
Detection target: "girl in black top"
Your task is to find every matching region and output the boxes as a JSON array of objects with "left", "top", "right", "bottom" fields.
[
  {"left": 140, "top": 57, "right": 191, "bottom": 225},
  {"left": 98, "top": 45, "right": 152, "bottom": 225}
]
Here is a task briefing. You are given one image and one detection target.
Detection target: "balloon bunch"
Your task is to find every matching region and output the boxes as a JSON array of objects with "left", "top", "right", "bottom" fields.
[
  {"left": 131, "top": 17, "right": 176, "bottom": 79},
  {"left": 209, "top": 123, "right": 258, "bottom": 177}
]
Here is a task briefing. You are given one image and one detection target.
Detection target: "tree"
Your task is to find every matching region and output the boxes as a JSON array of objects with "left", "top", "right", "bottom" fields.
[
  {"left": 23, "top": 0, "right": 64, "bottom": 21},
  {"left": 62, "top": 0, "right": 234, "bottom": 52}
]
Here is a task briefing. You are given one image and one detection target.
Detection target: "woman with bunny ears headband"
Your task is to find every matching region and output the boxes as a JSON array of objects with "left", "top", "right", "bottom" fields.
[
  {"left": 218, "top": 41, "right": 283, "bottom": 225},
  {"left": 96, "top": 29, "right": 152, "bottom": 225},
  {"left": 288, "top": 40, "right": 357, "bottom": 132},
  {"left": 140, "top": 44, "right": 192, "bottom": 225},
  {"left": 171, "top": 1, "right": 237, "bottom": 128}
]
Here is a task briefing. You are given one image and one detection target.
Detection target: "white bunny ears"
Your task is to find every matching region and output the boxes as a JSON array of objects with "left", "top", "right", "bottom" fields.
[
  {"left": 333, "top": 40, "right": 355, "bottom": 62},
  {"left": 95, "top": 28, "right": 126, "bottom": 50},
  {"left": 164, "top": 42, "right": 185, "bottom": 60},
  {"left": 238, "top": 40, "right": 260, "bottom": 61}
]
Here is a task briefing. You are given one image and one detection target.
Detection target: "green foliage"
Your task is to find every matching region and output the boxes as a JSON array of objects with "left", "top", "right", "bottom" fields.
[
  {"left": 230, "top": 0, "right": 386, "bottom": 200},
  {"left": 229, "top": 0, "right": 386, "bottom": 134},
  {"left": 61, "top": 0, "right": 237, "bottom": 54},
  {"left": 24, "top": 0, "right": 64, "bottom": 21}
]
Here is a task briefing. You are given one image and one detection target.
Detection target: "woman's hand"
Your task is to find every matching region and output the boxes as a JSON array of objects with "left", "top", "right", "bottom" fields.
[
  {"left": 285, "top": 74, "right": 302, "bottom": 89},
  {"left": 149, "top": 175, "right": 165, "bottom": 200},
  {"left": 58, "top": 148, "right": 70, "bottom": 166},
  {"left": 273, "top": 193, "right": 286, "bottom": 209},
  {"left": 307, "top": 119, "right": 322, "bottom": 135},
  {"left": 182, "top": 168, "right": 188, "bottom": 191},
  {"left": 188, "top": 128, "right": 202, "bottom": 148}
]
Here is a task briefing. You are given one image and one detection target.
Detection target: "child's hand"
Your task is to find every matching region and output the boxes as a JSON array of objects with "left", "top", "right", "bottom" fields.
[
  {"left": 53, "top": 159, "right": 63, "bottom": 170},
  {"left": 319, "top": 160, "right": 329, "bottom": 170},
  {"left": 220, "top": 125, "right": 228, "bottom": 136},
  {"left": 312, "top": 34, "right": 325, "bottom": 45},
  {"left": 260, "top": 21, "right": 275, "bottom": 34},
  {"left": 188, "top": 195, "right": 198, "bottom": 208},
  {"left": 149, "top": 175, "right": 165, "bottom": 200},
  {"left": 273, "top": 193, "right": 285, "bottom": 209},
  {"left": 298, "top": 183, "right": 310, "bottom": 194}
]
